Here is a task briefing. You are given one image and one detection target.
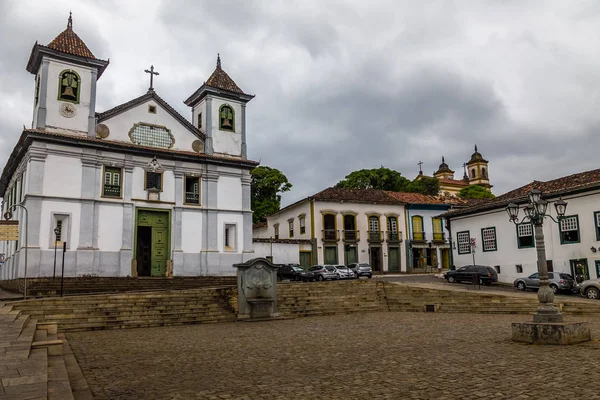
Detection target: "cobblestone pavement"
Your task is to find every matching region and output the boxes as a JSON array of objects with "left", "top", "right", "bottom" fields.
[{"left": 68, "top": 313, "right": 600, "bottom": 400}]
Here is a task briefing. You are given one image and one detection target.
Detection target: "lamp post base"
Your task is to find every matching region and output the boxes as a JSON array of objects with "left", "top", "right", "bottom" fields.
[
  {"left": 533, "top": 306, "right": 564, "bottom": 323},
  {"left": 512, "top": 321, "right": 591, "bottom": 345}
]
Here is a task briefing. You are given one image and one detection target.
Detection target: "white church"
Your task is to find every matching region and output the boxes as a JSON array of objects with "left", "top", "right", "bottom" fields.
[{"left": 0, "top": 15, "right": 257, "bottom": 279}]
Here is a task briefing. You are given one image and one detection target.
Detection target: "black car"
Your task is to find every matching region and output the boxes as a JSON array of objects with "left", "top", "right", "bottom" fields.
[
  {"left": 277, "top": 264, "right": 315, "bottom": 282},
  {"left": 444, "top": 265, "right": 498, "bottom": 286}
]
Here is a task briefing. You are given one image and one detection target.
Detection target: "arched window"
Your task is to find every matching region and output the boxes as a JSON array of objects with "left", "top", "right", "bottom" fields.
[
  {"left": 470, "top": 168, "right": 476, "bottom": 178},
  {"left": 58, "top": 69, "right": 81, "bottom": 104},
  {"left": 482, "top": 167, "right": 487, "bottom": 178},
  {"left": 219, "top": 104, "right": 235, "bottom": 132}
]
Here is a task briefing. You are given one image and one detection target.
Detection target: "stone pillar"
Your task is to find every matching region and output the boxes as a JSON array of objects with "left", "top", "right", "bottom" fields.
[
  {"left": 36, "top": 59, "right": 50, "bottom": 129},
  {"left": 201, "top": 171, "right": 219, "bottom": 273},
  {"left": 120, "top": 203, "right": 134, "bottom": 277},
  {"left": 241, "top": 103, "right": 247, "bottom": 159},
  {"left": 204, "top": 96, "right": 214, "bottom": 155},
  {"left": 173, "top": 169, "right": 184, "bottom": 274},
  {"left": 241, "top": 171, "right": 253, "bottom": 256},
  {"left": 87, "top": 69, "right": 98, "bottom": 137}
]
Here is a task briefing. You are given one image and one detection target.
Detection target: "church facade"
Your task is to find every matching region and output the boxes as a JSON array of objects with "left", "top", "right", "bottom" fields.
[{"left": 0, "top": 15, "right": 257, "bottom": 279}]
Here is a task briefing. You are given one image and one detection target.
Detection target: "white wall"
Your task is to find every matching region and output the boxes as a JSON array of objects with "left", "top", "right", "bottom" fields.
[
  {"left": 39, "top": 200, "right": 81, "bottom": 250},
  {"left": 97, "top": 204, "right": 123, "bottom": 251},
  {"left": 253, "top": 242, "right": 301, "bottom": 264},
  {"left": 100, "top": 99, "right": 201, "bottom": 153},
  {"left": 181, "top": 210, "right": 202, "bottom": 252},
  {"left": 217, "top": 213, "right": 243, "bottom": 253},
  {"left": 44, "top": 59, "right": 94, "bottom": 133},
  {"left": 43, "top": 155, "right": 82, "bottom": 198},
  {"left": 450, "top": 189, "right": 600, "bottom": 283},
  {"left": 260, "top": 200, "right": 311, "bottom": 240},
  {"left": 217, "top": 176, "right": 242, "bottom": 210}
]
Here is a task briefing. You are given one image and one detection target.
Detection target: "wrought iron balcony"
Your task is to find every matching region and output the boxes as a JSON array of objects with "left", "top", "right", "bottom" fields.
[
  {"left": 367, "top": 230, "right": 383, "bottom": 243},
  {"left": 412, "top": 231, "right": 426, "bottom": 242},
  {"left": 432, "top": 232, "right": 446, "bottom": 243},
  {"left": 185, "top": 192, "right": 200, "bottom": 204},
  {"left": 103, "top": 184, "right": 121, "bottom": 198},
  {"left": 387, "top": 231, "right": 403, "bottom": 243},
  {"left": 343, "top": 230, "right": 360, "bottom": 242},
  {"left": 322, "top": 229, "right": 339, "bottom": 242}
]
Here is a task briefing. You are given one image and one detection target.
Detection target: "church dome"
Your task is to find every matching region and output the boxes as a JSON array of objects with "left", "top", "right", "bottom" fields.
[
  {"left": 467, "top": 145, "right": 488, "bottom": 164},
  {"left": 435, "top": 156, "right": 453, "bottom": 174}
]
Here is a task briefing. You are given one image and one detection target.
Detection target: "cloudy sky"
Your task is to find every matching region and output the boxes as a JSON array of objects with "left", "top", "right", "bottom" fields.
[{"left": 2, "top": 0, "right": 600, "bottom": 206}]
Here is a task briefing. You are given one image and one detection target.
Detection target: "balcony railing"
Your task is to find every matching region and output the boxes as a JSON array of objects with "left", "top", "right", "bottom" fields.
[
  {"left": 322, "top": 229, "right": 339, "bottom": 241},
  {"left": 432, "top": 232, "right": 446, "bottom": 242},
  {"left": 343, "top": 230, "right": 360, "bottom": 242},
  {"left": 185, "top": 192, "right": 200, "bottom": 204},
  {"left": 367, "top": 230, "right": 383, "bottom": 243},
  {"left": 412, "top": 231, "right": 426, "bottom": 242},
  {"left": 103, "top": 184, "right": 121, "bottom": 198},
  {"left": 387, "top": 231, "right": 403, "bottom": 243}
]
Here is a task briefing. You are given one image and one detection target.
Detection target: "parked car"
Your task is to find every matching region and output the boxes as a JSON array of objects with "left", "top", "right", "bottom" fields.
[
  {"left": 348, "top": 263, "right": 372, "bottom": 279},
  {"left": 324, "top": 265, "right": 342, "bottom": 280},
  {"left": 277, "top": 264, "right": 315, "bottom": 282},
  {"left": 308, "top": 265, "right": 338, "bottom": 281},
  {"left": 513, "top": 272, "right": 575, "bottom": 294},
  {"left": 444, "top": 265, "right": 498, "bottom": 285},
  {"left": 578, "top": 279, "right": 600, "bottom": 299},
  {"left": 335, "top": 265, "right": 354, "bottom": 279}
]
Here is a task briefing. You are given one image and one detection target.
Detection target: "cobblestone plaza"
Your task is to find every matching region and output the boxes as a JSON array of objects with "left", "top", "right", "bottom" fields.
[{"left": 68, "top": 312, "right": 600, "bottom": 400}]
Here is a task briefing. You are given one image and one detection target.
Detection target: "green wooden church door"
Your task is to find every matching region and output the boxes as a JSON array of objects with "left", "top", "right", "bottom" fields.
[{"left": 136, "top": 209, "right": 170, "bottom": 277}]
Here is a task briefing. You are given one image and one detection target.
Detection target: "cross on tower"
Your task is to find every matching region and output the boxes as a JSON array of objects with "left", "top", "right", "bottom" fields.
[
  {"left": 144, "top": 65, "right": 160, "bottom": 91},
  {"left": 417, "top": 160, "right": 423, "bottom": 174}
]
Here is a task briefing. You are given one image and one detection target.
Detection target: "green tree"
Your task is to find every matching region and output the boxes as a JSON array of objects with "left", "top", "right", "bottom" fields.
[
  {"left": 406, "top": 176, "right": 441, "bottom": 196},
  {"left": 335, "top": 167, "right": 411, "bottom": 192},
  {"left": 458, "top": 185, "right": 495, "bottom": 199},
  {"left": 251, "top": 166, "right": 292, "bottom": 223}
]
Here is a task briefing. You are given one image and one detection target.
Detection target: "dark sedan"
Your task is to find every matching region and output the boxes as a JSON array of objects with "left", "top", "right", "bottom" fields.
[
  {"left": 445, "top": 265, "right": 498, "bottom": 286},
  {"left": 277, "top": 264, "right": 315, "bottom": 282}
]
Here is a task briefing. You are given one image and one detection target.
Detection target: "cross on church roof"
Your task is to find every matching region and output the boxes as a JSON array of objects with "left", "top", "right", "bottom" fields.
[
  {"left": 417, "top": 160, "right": 423, "bottom": 174},
  {"left": 144, "top": 65, "right": 159, "bottom": 91}
]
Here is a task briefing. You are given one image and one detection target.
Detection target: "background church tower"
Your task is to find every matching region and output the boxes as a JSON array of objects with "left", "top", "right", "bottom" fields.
[
  {"left": 26, "top": 13, "right": 109, "bottom": 136},
  {"left": 466, "top": 145, "right": 492, "bottom": 191},
  {"left": 184, "top": 55, "right": 254, "bottom": 159},
  {"left": 433, "top": 157, "right": 455, "bottom": 180}
]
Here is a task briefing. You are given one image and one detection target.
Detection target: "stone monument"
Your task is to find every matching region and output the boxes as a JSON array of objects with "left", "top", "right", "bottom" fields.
[{"left": 233, "top": 257, "right": 280, "bottom": 320}]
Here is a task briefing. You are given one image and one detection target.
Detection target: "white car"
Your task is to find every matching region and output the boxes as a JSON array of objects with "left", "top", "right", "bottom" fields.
[{"left": 335, "top": 265, "right": 354, "bottom": 279}]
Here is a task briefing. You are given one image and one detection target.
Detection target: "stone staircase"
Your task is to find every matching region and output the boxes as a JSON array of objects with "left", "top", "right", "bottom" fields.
[
  {"left": 1, "top": 276, "right": 237, "bottom": 297},
  {"left": 0, "top": 303, "right": 93, "bottom": 399},
  {"left": 11, "top": 287, "right": 237, "bottom": 332}
]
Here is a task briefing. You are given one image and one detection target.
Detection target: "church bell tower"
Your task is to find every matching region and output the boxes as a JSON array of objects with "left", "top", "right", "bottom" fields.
[
  {"left": 466, "top": 145, "right": 492, "bottom": 191},
  {"left": 26, "top": 13, "right": 109, "bottom": 136}
]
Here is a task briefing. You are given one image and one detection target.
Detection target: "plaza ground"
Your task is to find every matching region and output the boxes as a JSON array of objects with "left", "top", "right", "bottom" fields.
[{"left": 68, "top": 312, "right": 600, "bottom": 400}]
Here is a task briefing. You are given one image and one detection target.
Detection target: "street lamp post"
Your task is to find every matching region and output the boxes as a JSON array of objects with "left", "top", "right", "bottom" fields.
[{"left": 505, "top": 189, "right": 568, "bottom": 323}]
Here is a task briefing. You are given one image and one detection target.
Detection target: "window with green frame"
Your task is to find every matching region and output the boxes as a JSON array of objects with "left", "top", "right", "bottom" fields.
[
  {"left": 481, "top": 227, "right": 497, "bottom": 252},
  {"left": 516, "top": 222, "right": 534, "bottom": 249},
  {"left": 457, "top": 230, "right": 470, "bottom": 254},
  {"left": 594, "top": 211, "right": 600, "bottom": 241},
  {"left": 103, "top": 167, "right": 122, "bottom": 197},
  {"left": 559, "top": 215, "right": 580, "bottom": 244},
  {"left": 58, "top": 69, "right": 81, "bottom": 104},
  {"left": 219, "top": 104, "right": 235, "bottom": 131}
]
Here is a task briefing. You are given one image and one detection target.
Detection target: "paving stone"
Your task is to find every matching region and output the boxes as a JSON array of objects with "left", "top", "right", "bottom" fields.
[{"left": 66, "top": 312, "right": 600, "bottom": 399}]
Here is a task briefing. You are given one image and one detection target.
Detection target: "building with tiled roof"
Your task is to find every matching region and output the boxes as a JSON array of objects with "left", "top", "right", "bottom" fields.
[
  {"left": 0, "top": 14, "right": 259, "bottom": 283},
  {"left": 440, "top": 167, "right": 600, "bottom": 284},
  {"left": 414, "top": 147, "right": 492, "bottom": 197},
  {"left": 253, "top": 187, "right": 466, "bottom": 272}
]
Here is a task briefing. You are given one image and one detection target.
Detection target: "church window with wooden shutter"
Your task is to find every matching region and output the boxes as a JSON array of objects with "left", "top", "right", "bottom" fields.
[
  {"left": 58, "top": 69, "right": 81, "bottom": 104},
  {"left": 299, "top": 216, "right": 306, "bottom": 234},
  {"left": 103, "top": 167, "right": 122, "bottom": 198},
  {"left": 411, "top": 216, "right": 424, "bottom": 241},
  {"left": 457, "top": 230, "right": 470, "bottom": 255},
  {"left": 288, "top": 219, "right": 294, "bottom": 238},
  {"left": 184, "top": 176, "right": 200, "bottom": 204},
  {"left": 219, "top": 104, "right": 235, "bottom": 131},
  {"left": 274, "top": 224, "right": 279, "bottom": 240},
  {"left": 481, "top": 227, "right": 497, "bottom": 252}
]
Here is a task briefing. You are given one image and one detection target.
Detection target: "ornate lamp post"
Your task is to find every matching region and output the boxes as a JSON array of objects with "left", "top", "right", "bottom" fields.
[{"left": 505, "top": 189, "right": 567, "bottom": 323}]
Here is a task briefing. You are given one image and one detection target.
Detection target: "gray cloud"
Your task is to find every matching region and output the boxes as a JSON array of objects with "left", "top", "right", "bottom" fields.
[{"left": 1, "top": 0, "right": 600, "bottom": 207}]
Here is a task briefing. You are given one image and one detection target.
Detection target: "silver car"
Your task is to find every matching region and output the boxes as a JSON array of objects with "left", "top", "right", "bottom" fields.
[
  {"left": 335, "top": 265, "right": 354, "bottom": 279},
  {"left": 578, "top": 279, "right": 600, "bottom": 299},
  {"left": 324, "top": 265, "right": 342, "bottom": 280},
  {"left": 513, "top": 272, "right": 575, "bottom": 294}
]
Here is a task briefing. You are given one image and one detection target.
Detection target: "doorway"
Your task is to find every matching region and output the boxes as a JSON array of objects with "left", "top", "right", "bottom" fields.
[
  {"left": 569, "top": 258, "right": 589, "bottom": 284},
  {"left": 388, "top": 246, "right": 400, "bottom": 272},
  {"left": 441, "top": 249, "right": 450, "bottom": 269},
  {"left": 135, "top": 209, "right": 171, "bottom": 277},
  {"left": 299, "top": 251, "right": 312, "bottom": 269},
  {"left": 370, "top": 246, "right": 381, "bottom": 271}
]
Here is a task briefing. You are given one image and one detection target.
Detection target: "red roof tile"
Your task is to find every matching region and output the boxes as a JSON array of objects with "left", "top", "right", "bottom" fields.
[
  {"left": 47, "top": 15, "right": 96, "bottom": 59},
  {"left": 310, "top": 188, "right": 404, "bottom": 205},
  {"left": 205, "top": 55, "right": 246, "bottom": 94}
]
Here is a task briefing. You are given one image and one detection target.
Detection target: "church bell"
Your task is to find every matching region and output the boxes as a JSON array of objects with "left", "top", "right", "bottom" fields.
[
  {"left": 62, "top": 86, "right": 75, "bottom": 97},
  {"left": 222, "top": 118, "right": 232, "bottom": 129}
]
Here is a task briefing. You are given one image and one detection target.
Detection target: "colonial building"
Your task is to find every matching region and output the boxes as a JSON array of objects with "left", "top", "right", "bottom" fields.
[
  {"left": 0, "top": 15, "right": 257, "bottom": 279},
  {"left": 415, "top": 145, "right": 493, "bottom": 197},
  {"left": 253, "top": 187, "right": 463, "bottom": 272},
  {"left": 443, "top": 168, "right": 600, "bottom": 284}
]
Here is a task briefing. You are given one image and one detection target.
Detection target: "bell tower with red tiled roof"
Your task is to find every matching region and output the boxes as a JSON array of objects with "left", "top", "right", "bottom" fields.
[
  {"left": 26, "top": 13, "right": 109, "bottom": 137},
  {"left": 184, "top": 54, "right": 254, "bottom": 159}
]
